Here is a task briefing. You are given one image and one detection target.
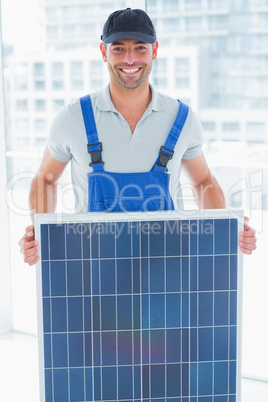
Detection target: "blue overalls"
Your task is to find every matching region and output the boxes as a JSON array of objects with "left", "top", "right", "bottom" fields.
[{"left": 80, "top": 95, "right": 189, "bottom": 212}]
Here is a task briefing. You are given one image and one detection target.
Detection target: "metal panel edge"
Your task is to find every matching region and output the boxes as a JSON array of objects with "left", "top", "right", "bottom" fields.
[{"left": 34, "top": 214, "right": 45, "bottom": 402}]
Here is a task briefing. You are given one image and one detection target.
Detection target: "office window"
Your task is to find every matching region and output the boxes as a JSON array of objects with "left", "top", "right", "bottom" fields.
[
  {"left": 63, "top": 25, "right": 77, "bottom": 37},
  {"left": 14, "top": 74, "right": 28, "bottom": 91},
  {"left": 184, "top": 0, "right": 200, "bottom": 9},
  {"left": 246, "top": 122, "right": 265, "bottom": 132},
  {"left": 175, "top": 77, "right": 190, "bottom": 88},
  {"left": 51, "top": 62, "right": 64, "bottom": 76},
  {"left": 222, "top": 122, "right": 240, "bottom": 131},
  {"left": 51, "top": 80, "right": 64, "bottom": 90},
  {"left": 16, "top": 100, "right": 28, "bottom": 111},
  {"left": 16, "top": 118, "right": 30, "bottom": 132},
  {"left": 209, "top": 15, "right": 229, "bottom": 30},
  {"left": 71, "top": 61, "right": 83, "bottom": 75},
  {"left": 89, "top": 78, "right": 103, "bottom": 90},
  {"left": 165, "top": 0, "right": 179, "bottom": 11},
  {"left": 154, "top": 58, "right": 167, "bottom": 74},
  {"left": 62, "top": 6, "right": 78, "bottom": 19},
  {"left": 52, "top": 99, "right": 65, "bottom": 111},
  {"left": 35, "top": 138, "right": 47, "bottom": 148},
  {"left": 46, "top": 26, "right": 59, "bottom": 40},
  {"left": 46, "top": 7, "right": 61, "bottom": 21},
  {"left": 147, "top": 0, "right": 158, "bottom": 12},
  {"left": 208, "top": 0, "right": 230, "bottom": 8},
  {"left": 90, "top": 60, "right": 102, "bottom": 74},
  {"left": 202, "top": 122, "right": 216, "bottom": 131},
  {"left": 152, "top": 77, "right": 167, "bottom": 88},
  {"left": 163, "top": 18, "right": 180, "bottom": 32},
  {"left": 71, "top": 79, "right": 84, "bottom": 90},
  {"left": 185, "top": 17, "right": 203, "bottom": 31},
  {"left": 35, "top": 99, "right": 46, "bottom": 112},
  {"left": 34, "top": 80, "right": 46, "bottom": 90},
  {"left": 34, "top": 119, "right": 47, "bottom": 131},
  {"left": 33, "top": 63, "right": 45, "bottom": 77},
  {"left": 175, "top": 57, "right": 190, "bottom": 72}
]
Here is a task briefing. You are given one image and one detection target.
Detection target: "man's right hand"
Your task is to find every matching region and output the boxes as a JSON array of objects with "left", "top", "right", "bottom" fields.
[{"left": 19, "top": 225, "right": 40, "bottom": 266}]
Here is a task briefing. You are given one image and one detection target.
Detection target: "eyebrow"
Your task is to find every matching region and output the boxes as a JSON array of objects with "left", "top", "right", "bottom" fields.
[{"left": 111, "top": 41, "right": 147, "bottom": 46}]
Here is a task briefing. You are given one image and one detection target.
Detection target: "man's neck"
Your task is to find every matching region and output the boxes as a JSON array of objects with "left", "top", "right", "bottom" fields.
[{"left": 109, "top": 80, "right": 152, "bottom": 113}]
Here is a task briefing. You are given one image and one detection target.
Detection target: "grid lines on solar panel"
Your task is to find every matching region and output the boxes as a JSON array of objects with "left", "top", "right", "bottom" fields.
[{"left": 39, "top": 217, "right": 239, "bottom": 402}]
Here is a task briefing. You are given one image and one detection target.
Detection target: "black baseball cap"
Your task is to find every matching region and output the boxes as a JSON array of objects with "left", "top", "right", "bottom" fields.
[{"left": 101, "top": 8, "right": 157, "bottom": 44}]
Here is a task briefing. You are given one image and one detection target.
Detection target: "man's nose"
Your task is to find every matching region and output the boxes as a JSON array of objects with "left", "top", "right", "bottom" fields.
[{"left": 123, "top": 49, "right": 137, "bottom": 65}]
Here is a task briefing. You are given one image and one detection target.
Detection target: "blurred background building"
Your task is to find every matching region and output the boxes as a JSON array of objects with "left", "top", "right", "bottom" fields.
[{"left": 4, "top": 0, "right": 268, "bottom": 210}]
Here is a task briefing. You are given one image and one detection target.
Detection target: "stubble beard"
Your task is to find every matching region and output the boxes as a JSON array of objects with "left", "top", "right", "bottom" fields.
[{"left": 108, "top": 62, "right": 153, "bottom": 90}]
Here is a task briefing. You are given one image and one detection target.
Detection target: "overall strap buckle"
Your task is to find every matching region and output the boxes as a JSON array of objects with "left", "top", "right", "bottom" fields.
[
  {"left": 155, "top": 145, "right": 174, "bottom": 172},
  {"left": 87, "top": 142, "right": 104, "bottom": 166}
]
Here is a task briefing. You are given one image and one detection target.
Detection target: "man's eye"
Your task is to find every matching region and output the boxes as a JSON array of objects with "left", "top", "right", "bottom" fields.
[
  {"left": 113, "top": 47, "right": 123, "bottom": 51},
  {"left": 137, "top": 46, "right": 146, "bottom": 50}
]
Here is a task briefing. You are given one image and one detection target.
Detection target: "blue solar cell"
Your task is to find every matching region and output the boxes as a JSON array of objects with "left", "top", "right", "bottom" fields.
[
  {"left": 43, "top": 334, "right": 51, "bottom": 369},
  {"left": 214, "top": 361, "right": 229, "bottom": 395},
  {"left": 151, "top": 329, "right": 165, "bottom": 363},
  {"left": 214, "top": 291, "right": 229, "bottom": 325},
  {"left": 199, "top": 327, "right": 213, "bottom": 361},
  {"left": 68, "top": 332, "right": 84, "bottom": 367},
  {"left": 214, "top": 326, "right": 229, "bottom": 360},
  {"left": 198, "top": 362, "right": 213, "bottom": 395},
  {"left": 117, "top": 295, "right": 132, "bottom": 330},
  {"left": 53, "top": 369, "right": 69, "bottom": 400},
  {"left": 50, "top": 261, "right": 66, "bottom": 296},
  {"left": 49, "top": 224, "right": 65, "bottom": 260},
  {"left": 199, "top": 219, "right": 213, "bottom": 255},
  {"left": 166, "top": 256, "right": 180, "bottom": 292},
  {"left": 51, "top": 297, "right": 67, "bottom": 332},
  {"left": 117, "top": 258, "right": 132, "bottom": 294},
  {"left": 214, "top": 255, "right": 229, "bottom": 290},
  {"left": 70, "top": 368, "right": 84, "bottom": 402},
  {"left": 190, "top": 220, "right": 198, "bottom": 255},
  {"left": 149, "top": 221, "right": 165, "bottom": 256},
  {"left": 166, "top": 328, "right": 181, "bottom": 362},
  {"left": 68, "top": 297, "right": 83, "bottom": 331},
  {"left": 67, "top": 261, "right": 82, "bottom": 296},
  {"left": 42, "top": 298, "right": 51, "bottom": 333},
  {"left": 199, "top": 292, "right": 213, "bottom": 326},
  {"left": 215, "top": 219, "right": 229, "bottom": 254},
  {"left": 40, "top": 224, "right": 49, "bottom": 260},
  {"left": 118, "top": 331, "right": 132, "bottom": 365},
  {"left": 52, "top": 333, "right": 67, "bottom": 368},
  {"left": 66, "top": 224, "right": 82, "bottom": 259},
  {"left": 41, "top": 262, "right": 50, "bottom": 297},
  {"left": 37, "top": 213, "right": 241, "bottom": 401},
  {"left": 150, "top": 257, "right": 165, "bottom": 292},
  {"left": 118, "top": 366, "right": 133, "bottom": 399},
  {"left": 199, "top": 256, "right": 213, "bottom": 291},
  {"left": 101, "top": 295, "right": 116, "bottom": 330}
]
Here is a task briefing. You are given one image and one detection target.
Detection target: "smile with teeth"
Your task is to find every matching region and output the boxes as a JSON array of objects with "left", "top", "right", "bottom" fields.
[{"left": 121, "top": 68, "right": 141, "bottom": 74}]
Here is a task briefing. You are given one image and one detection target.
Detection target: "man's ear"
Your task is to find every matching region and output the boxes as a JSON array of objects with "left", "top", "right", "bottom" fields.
[
  {"left": 152, "top": 40, "right": 158, "bottom": 61},
  {"left": 100, "top": 43, "right": 107, "bottom": 62}
]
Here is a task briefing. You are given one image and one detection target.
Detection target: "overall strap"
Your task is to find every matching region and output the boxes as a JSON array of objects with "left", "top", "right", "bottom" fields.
[
  {"left": 80, "top": 94, "right": 104, "bottom": 172},
  {"left": 152, "top": 100, "right": 189, "bottom": 173}
]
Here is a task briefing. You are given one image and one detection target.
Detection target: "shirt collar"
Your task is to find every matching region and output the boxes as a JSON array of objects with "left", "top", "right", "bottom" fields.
[{"left": 96, "top": 83, "right": 164, "bottom": 113}]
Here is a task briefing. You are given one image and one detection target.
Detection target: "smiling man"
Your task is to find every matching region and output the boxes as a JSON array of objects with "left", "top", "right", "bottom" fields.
[{"left": 19, "top": 8, "right": 256, "bottom": 265}]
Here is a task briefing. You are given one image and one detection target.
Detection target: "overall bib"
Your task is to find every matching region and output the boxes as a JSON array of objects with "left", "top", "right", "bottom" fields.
[{"left": 80, "top": 95, "right": 189, "bottom": 213}]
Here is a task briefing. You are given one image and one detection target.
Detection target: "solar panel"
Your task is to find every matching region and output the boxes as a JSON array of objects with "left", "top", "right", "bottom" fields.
[{"left": 35, "top": 210, "right": 243, "bottom": 402}]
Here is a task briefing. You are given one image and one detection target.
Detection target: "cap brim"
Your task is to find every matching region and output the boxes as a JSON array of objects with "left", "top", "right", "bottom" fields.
[{"left": 103, "top": 31, "right": 156, "bottom": 44}]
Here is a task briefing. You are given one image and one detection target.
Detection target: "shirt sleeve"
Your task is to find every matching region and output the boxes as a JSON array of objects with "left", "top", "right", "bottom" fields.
[
  {"left": 182, "top": 108, "right": 203, "bottom": 160},
  {"left": 47, "top": 105, "right": 72, "bottom": 162}
]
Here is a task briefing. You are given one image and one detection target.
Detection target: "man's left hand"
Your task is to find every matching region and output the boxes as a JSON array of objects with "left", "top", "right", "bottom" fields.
[{"left": 239, "top": 216, "right": 257, "bottom": 255}]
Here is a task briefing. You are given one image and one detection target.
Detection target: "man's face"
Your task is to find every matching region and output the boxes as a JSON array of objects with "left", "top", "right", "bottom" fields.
[{"left": 100, "top": 38, "right": 158, "bottom": 90}]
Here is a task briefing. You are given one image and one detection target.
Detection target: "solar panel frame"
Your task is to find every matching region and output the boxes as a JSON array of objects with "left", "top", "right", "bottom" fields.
[{"left": 35, "top": 209, "right": 244, "bottom": 402}]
